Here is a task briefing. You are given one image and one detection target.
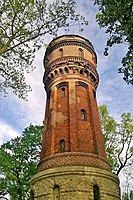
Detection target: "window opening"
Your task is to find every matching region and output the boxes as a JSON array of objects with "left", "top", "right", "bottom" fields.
[
  {"left": 59, "top": 48, "right": 63, "bottom": 57},
  {"left": 79, "top": 48, "right": 84, "bottom": 58},
  {"left": 90, "top": 73, "right": 94, "bottom": 80},
  {"left": 30, "top": 190, "right": 34, "bottom": 200},
  {"left": 65, "top": 67, "right": 69, "bottom": 73},
  {"left": 60, "top": 87, "right": 65, "bottom": 97},
  {"left": 51, "top": 73, "right": 54, "bottom": 78},
  {"left": 93, "top": 185, "right": 100, "bottom": 200},
  {"left": 85, "top": 70, "right": 89, "bottom": 77},
  {"left": 59, "top": 68, "right": 63, "bottom": 74},
  {"left": 59, "top": 139, "right": 65, "bottom": 153},
  {"left": 81, "top": 109, "right": 87, "bottom": 121},
  {"left": 55, "top": 70, "right": 58, "bottom": 76},
  {"left": 53, "top": 185, "right": 60, "bottom": 200},
  {"left": 80, "top": 69, "right": 83, "bottom": 75}
]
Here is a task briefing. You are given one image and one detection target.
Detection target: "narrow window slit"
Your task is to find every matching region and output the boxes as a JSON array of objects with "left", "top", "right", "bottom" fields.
[
  {"left": 93, "top": 184, "right": 100, "bottom": 200},
  {"left": 81, "top": 109, "right": 87, "bottom": 121},
  {"left": 59, "top": 139, "right": 65, "bottom": 153},
  {"left": 60, "top": 87, "right": 65, "bottom": 97}
]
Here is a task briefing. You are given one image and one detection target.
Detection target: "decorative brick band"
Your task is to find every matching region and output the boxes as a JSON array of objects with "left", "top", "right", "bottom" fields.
[{"left": 38, "top": 152, "right": 111, "bottom": 172}]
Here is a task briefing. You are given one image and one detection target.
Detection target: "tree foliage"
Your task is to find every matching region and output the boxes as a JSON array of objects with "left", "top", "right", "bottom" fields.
[
  {"left": 0, "top": 0, "right": 88, "bottom": 99},
  {"left": 99, "top": 105, "right": 133, "bottom": 175},
  {"left": 122, "top": 191, "right": 133, "bottom": 200},
  {"left": 0, "top": 125, "right": 42, "bottom": 200},
  {"left": 94, "top": 0, "right": 133, "bottom": 85}
]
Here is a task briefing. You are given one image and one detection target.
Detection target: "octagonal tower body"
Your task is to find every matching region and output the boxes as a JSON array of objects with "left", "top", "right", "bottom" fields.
[{"left": 31, "top": 35, "right": 120, "bottom": 200}]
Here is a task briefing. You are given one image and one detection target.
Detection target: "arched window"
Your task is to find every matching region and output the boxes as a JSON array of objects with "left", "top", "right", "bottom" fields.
[
  {"left": 81, "top": 109, "right": 87, "bottom": 121},
  {"left": 59, "top": 68, "right": 63, "bottom": 74},
  {"left": 30, "top": 190, "right": 34, "bottom": 200},
  {"left": 55, "top": 70, "right": 58, "bottom": 76},
  {"left": 59, "top": 48, "right": 63, "bottom": 57},
  {"left": 93, "top": 185, "right": 100, "bottom": 200},
  {"left": 80, "top": 69, "right": 83, "bottom": 75},
  {"left": 84, "top": 70, "right": 89, "bottom": 77},
  {"left": 79, "top": 48, "right": 84, "bottom": 58},
  {"left": 65, "top": 67, "right": 69, "bottom": 73},
  {"left": 60, "top": 87, "right": 65, "bottom": 97},
  {"left": 51, "top": 73, "right": 54, "bottom": 78},
  {"left": 53, "top": 185, "right": 60, "bottom": 200},
  {"left": 59, "top": 139, "right": 65, "bottom": 153}
]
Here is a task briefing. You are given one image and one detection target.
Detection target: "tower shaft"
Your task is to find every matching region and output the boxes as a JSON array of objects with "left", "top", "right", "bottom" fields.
[{"left": 31, "top": 35, "right": 120, "bottom": 200}]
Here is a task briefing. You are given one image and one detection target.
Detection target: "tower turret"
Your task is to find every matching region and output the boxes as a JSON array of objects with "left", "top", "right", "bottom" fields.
[{"left": 31, "top": 35, "right": 120, "bottom": 200}]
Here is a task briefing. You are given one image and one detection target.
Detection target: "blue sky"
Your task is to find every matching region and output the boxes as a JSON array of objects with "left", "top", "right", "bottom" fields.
[{"left": 0, "top": 0, "right": 132, "bottom": 145}]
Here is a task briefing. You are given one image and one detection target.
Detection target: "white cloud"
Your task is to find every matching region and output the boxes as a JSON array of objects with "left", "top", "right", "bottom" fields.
[{"left": 0, "top": 122, "right": 20, "bottom": 145}]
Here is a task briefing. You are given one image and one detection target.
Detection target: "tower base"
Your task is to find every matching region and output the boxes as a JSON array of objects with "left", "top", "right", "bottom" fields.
[{"left": 30, "top": 166, "right": 120, "bottom": 200}]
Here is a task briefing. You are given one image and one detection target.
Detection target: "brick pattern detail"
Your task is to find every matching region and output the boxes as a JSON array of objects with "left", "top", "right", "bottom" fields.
[{"left": 38, "top": 152, "right": 110, "bottom": 172}]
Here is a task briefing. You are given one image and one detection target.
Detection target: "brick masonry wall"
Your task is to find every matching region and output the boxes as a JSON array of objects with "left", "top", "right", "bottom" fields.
[
  {"left": 40, "top": 35, "right": 108, "bottom": 170},
  {"left": 31, "top": 35, "right": 120, "bottom": 200}
]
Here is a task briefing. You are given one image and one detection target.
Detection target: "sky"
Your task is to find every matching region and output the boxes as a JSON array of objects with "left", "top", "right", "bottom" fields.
[{"left": 0, "top": 0, "right": 132, "bottom": 159}]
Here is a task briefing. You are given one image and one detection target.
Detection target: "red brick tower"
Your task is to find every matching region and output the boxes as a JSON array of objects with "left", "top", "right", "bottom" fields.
[{"left": 31, "top": 35, "right": 120, "bottom": 200}]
